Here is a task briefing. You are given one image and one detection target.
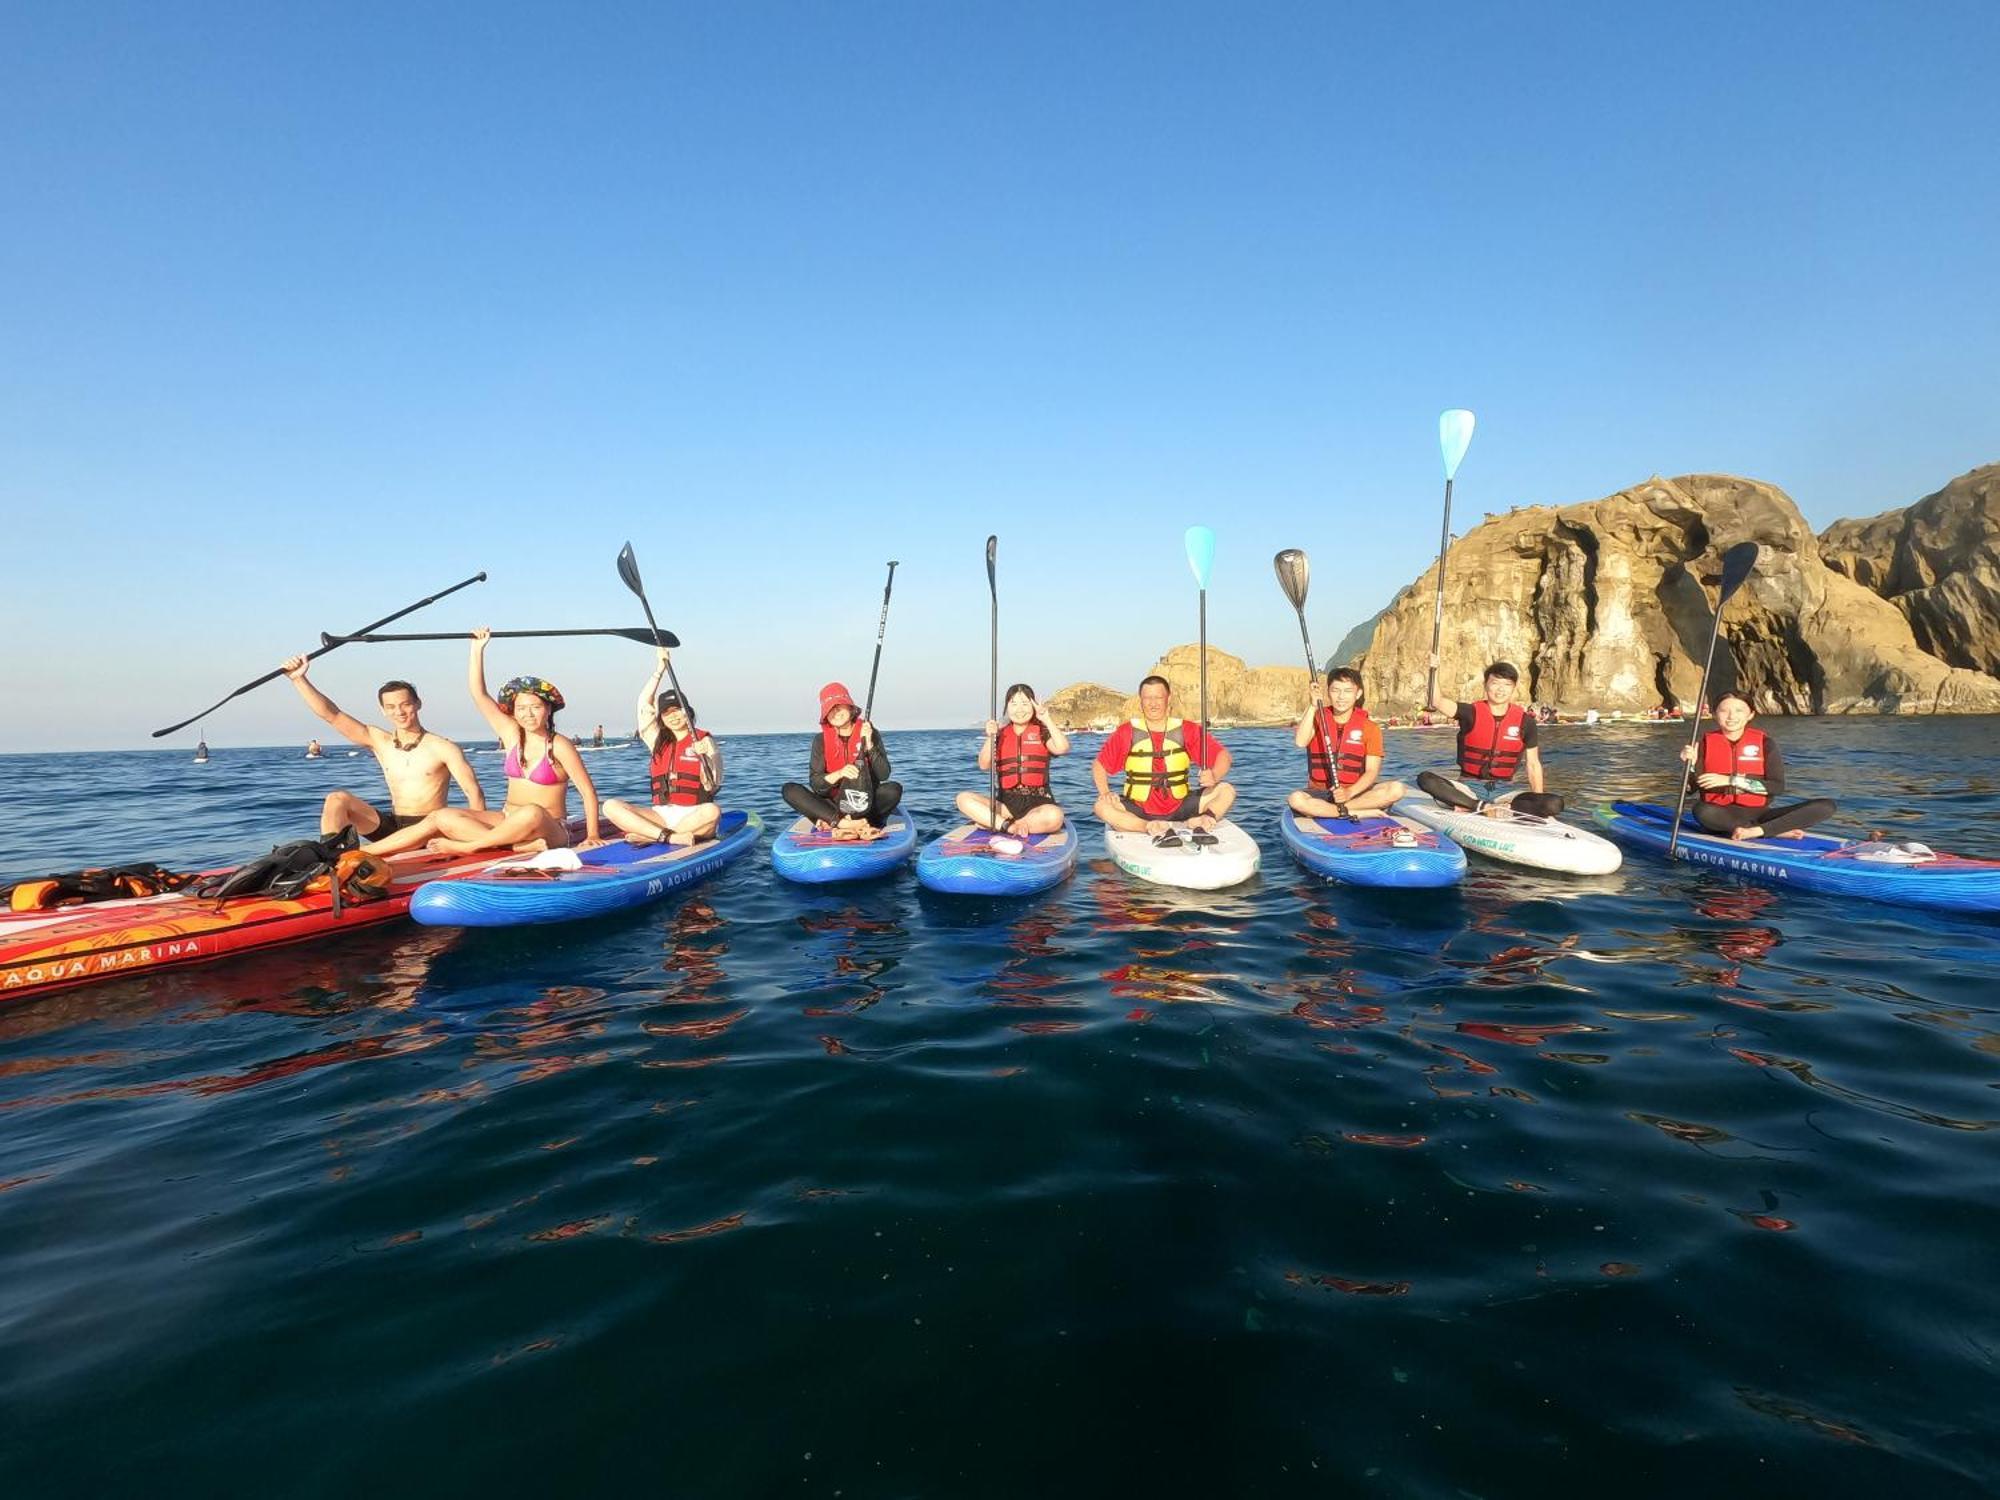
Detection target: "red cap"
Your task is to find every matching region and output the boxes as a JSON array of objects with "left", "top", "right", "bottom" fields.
[{"left": 818, "top": 682, "right": 857, "bottom": 722}]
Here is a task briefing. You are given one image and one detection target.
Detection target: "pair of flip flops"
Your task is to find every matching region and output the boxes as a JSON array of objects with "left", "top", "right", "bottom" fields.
[{"left": 1152, "top": 827, "right": 1220, "bottom": 849}]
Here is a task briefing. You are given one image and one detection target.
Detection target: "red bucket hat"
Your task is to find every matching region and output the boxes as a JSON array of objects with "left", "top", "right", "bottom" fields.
[{"left": 818, "top": 682, "right": 857, "bottom": 722}]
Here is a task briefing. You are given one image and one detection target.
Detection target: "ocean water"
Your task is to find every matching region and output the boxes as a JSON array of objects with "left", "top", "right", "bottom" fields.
[{"left": 2, "top": 721, "right": 1997, "bottom": 1496}]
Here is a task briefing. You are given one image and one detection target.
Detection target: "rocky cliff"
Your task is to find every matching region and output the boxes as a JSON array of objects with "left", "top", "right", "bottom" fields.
[
  {"left": 1048, "top": 644, "right": 1311, "bottom": 730},
  {"left": 1355, "top": 472, "right": 2000, "bottom": 715},
  {"left": 1818, "top": 464, "right": 2000, "bottom": 678}
]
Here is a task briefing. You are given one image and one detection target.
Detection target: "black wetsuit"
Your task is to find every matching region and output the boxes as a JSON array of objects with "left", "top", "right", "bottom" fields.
[
  {"left": 1689, "top": 735, "right": 1836, "bottom": 837},
  {"left": 782, "top": 734, "right": 903, "bottom": 826}
]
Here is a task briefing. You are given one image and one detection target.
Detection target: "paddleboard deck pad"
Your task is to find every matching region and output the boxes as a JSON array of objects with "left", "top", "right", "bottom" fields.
[
  {"left": 1104, "top": 819, "right": 1260, "bottom": 891},
  {"left": 1397, "top": 779, "right": 1621, "bottom": 875},
  {"left": 1594, "top": 801, "right": 2000, "bottom": 913},
  {"left": 770, "top": 815, "right": 916, "bottom": 884},
  {"left": 1279, "top": 810, "right": 1465, "bottom": 888},
  {"left": 916, "top": 824, "right": 1079, "bottom": 897}
]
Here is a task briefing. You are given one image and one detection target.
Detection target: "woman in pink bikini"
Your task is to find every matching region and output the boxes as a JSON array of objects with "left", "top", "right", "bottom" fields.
[{"left": 365, "top": 628, "right": 603, "bottom": 855}]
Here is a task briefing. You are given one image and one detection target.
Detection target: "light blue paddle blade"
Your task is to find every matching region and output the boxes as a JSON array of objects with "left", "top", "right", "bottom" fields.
[
  {"left": 1439, "top": 409, "right": 1476, "bottom": 480},
  {"left": 1184, "top": 525, "right": 1216, "bottom": 589}
]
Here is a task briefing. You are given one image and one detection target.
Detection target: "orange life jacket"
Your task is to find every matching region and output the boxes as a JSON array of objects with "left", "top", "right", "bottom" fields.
[
  {"left": 1698, "top": 727, "right": 1770, "bottom": 808},
  {"left": 650, "top": 730, "right": 715, "bottom": 806},
  {"left": 1458, "top": 700, "right": 1527, "bottom": 782},
  {"left": 1306, "top": 707, "right": 1373, "bottom": 790},
  {"left": 996, "top": 722, "right": 1052, "bottom": 792}
]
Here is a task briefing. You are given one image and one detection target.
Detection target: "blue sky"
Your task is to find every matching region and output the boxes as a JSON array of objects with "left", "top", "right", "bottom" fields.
[{"left": 4, "top": 1, "right": 1996, "bottom": 751}]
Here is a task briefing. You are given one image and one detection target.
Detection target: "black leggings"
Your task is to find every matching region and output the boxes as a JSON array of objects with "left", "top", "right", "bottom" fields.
[
  {"left": 1695, "top": 798, "right": 1836, "bottom": 837},
  {"left": 782, "top": 781, "right": 904, "bottom": 827}
]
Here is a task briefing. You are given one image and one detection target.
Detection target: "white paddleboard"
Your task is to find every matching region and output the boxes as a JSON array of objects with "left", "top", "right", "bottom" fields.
[
  {"left": 1395, "top": 779, "right": 1621, "bottom": 875},
  {"left": 1104, "top": 818, "right": 1261, "bottom": 890}
]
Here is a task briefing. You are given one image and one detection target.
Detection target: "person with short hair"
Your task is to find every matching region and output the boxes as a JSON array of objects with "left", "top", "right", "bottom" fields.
[
  {"left": 1427, "top": 658, "right": 1562, "bottom": 817},
  {"left": 1678, "top": 689, "right": 1835, "bottom": 840},
  {"left": 282, "top": 656, "right": 485, "bottom": 839},
  {"left": 1092, "top": 675, "right": 1236, "bottom": 838},
  {"left": 602, "top": 649, "right": 723, "bottom": 845},
  {"left": 1288, "top": 667, "right": 1406, "bottom": 819}
]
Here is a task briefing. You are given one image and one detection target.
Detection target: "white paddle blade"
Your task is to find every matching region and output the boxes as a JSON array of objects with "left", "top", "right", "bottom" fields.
[
  {"left": 1184, "top": 526, "right": 1216, "bottom": 588},
  {"left": 1439, "top": 409, "right": 1476, "bottom": 480}
]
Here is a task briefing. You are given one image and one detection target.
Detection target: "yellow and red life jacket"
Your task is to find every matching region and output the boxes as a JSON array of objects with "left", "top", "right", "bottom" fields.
[
  {"left": 1698, "top": 727, "right": 1770, "bottom": 808},
  {"left": 996, "top": 722, "right": 1052, "bottom": 793},
  {"left": 1122, "top": 718, "right": 1192, "bottom": 801},
  {"left": 650, "top": 729, "right": 715, "bottom": 806},
  {"left": 1458, "top": 700, "right": 1528, "bottom": 782},
  {"left": 1306, "top": 707, "right": 1374, "bottom": 790}
]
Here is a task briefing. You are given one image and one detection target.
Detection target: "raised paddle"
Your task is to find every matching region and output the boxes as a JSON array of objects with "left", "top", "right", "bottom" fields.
[
  {"left": 1668, "top": 541, "right": 1761, "bottom": 858},
  {"left": 986, "top": 537, "right": 1002, "bottom": 831},
  {"left": 321, "top": 626, "right": 677, "bottom": 647},
  {"left": 862, "top": 560, "right": 900, "bottom": 725},
  {"left": 1272, "top": 548, "right": 1351, "bottom": 821},
  {"left": 151, "top": 570, "right": 486, "bottom": 737},
  {"left": 617, "top": 542, "right": 695, "bottom": 726},
  {"left": 1184, "top": 526, "right": 1219, "bottom": 845},
  {"left": 1426, "top": 409, "right": 1477, "bottom": 710}
]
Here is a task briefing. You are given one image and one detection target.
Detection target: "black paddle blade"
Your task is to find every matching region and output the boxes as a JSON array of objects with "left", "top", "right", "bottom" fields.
[
  {"left": 616, "top": 542, "right": 646, "bottom": 597},
  {"left": 1718, "top": 541, "right": 1759, "bottom": 601},
  {"left": 1418, "top": 770, "right": 1481, "bottom": 811},
  {"left": 1273, "top": 549, "right": 1311, "bottom": 611}
]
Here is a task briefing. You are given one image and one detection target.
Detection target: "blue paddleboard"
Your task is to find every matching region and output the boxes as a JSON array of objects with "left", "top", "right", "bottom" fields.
[
  {"left": 770, "top": 815, "right": 916, "bottom": 884},
  {"left": 915, "top": 824, "right": 1079, "bottom": 897},
  {"left": 408, "top": 810, "right": 762, "bottom": 927},
  {"left": 1594, "top": 801, "right": 2000, "bottom": 914},
  {"left": 1279, "top": 810, "right": 1465, "bottom": 889}
]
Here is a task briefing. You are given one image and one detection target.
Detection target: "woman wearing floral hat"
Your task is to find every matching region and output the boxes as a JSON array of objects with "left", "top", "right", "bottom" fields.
[
  {"left": 366, "top": 627, "right": 603, "bottom": 855},
  {"left": 779, "top": 681, "right": 902, "bottom": 840}
]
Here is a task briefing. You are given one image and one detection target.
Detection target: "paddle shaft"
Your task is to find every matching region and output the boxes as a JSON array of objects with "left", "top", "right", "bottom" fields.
[
  {"left": 1289, "top": 609, "right": 1342, "bottom": 807},
  {"left": 1425, "top": 476, "right": 1454, "bottom": 708},
  {"left": 152, "top": 570, "right": 485, "bottom": 737},
  {"left": 987, "top": 540, "right": 1001, "bottom": 828},
  {"left": 324, "top": 627, "right": 671, "bottom": 646},
  {"left": 1668, "top": 596, "right": 1732, "bottom": 859},
  {"left": 617, "top": 543, "right": 695, "bottom": 728},
  {"left": 1197, "top": 588, "right": 1209, "bottom": 779},
  {"left": 862, "top": 561, "right": 899, "bottom": 722}
]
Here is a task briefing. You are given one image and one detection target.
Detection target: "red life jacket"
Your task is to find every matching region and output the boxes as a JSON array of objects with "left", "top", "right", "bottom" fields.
[
  {"left": 650, "top": 730, "right": 715, "bottom": 806},
  {"left": 996, "top": 722, "right": 1052, "bottom": 792},
  {"left": 822, "top": 723, "right": 864, "bottom": 776},
  {"left": 1698, "top": 727, "right": 1770, "bottom": 808},
  {"left": 1458, "top": 700, "right": 1528, "bottom": 782},
  {"left": 1306, "top": 707, "right": 1373, "bottom": 789}
]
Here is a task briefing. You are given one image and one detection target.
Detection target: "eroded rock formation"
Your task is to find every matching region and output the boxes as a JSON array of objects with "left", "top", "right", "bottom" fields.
[{"left": 1047, "top": 645, "right": 1310, "bottom": 730}]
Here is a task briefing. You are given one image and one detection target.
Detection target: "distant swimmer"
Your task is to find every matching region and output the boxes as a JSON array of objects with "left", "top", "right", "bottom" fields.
[
  {"left": 305, "top": 738, "right": 323, "bottom": 758},
  {"left": 958, "top": 684, "right": 1070, "bottom": 834},
  {"left": 781, "top": 682, "right": 902, "bottom": 841},
  {"left": 365, "top": 628, "right": 603, "bottom": 856},
  {"left": 1678, "top": 689, "right": 1835, "bottom": 841},
  {"left": 283, "top": 656, "right": 485, "bottom": 840},
  {"left": 602, "top": 648, "right": 722, "bottom": 846},
  {"left": 1287, "top": 666, "right": 1407, "bottom": 820},
  {"left": 592, "top": 723, "right": 605, "bottom": 748},
  {"left": 1092, "top": 675, "right": 1236, "bottom": 840},
  {"left": 1425, "top": 658, "right": 1563, "bottom": 818}
]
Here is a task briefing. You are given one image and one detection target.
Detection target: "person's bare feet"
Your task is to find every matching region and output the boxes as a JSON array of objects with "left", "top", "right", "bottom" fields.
[
  {"left": 1731, "top": 826, "right": 1764, "bottom": 842},
  {"left": 1144, "top": 819, "right": 1173, "bottom": 837}
]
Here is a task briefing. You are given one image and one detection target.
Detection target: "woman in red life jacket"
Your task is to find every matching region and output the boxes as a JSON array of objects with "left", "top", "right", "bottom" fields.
[
  {"left": 1678, "top": 689, "right": 1836, "bottom": 840},
  {"left": 602, "top": 648, "right": 723, "bottom": 845},
  {"left": 1427, "top": 658, "right": 1564, "bottom": 818},
  {"left": 956, "top": 683, "right": 1071, "bottom": 834},
  {"left": 780, "top": 682, "right": 903, "bottom": 841},
  {"left": 1287, "top": 667, "right": 1407, "bottom": 819}
]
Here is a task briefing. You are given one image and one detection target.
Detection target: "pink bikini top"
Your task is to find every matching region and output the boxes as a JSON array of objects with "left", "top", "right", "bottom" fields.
[{"left": 503, "top": 739, "right": 565, "bottom": 787}]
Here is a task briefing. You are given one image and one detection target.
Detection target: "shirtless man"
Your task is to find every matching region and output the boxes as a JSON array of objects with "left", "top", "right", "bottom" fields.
[{"left": 282, "top": 657, "right": 486, "bottom": 841}]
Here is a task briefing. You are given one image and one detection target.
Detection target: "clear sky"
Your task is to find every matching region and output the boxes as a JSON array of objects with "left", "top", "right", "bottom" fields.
[{"left": 4, "top": 1, "right": 1996, "bottom": 752}]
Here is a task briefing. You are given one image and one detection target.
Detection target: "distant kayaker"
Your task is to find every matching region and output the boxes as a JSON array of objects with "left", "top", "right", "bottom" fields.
[
  {"left": 282, "top": 655, "right": 486, "bottom": 840},
  {"left": 1288, "top": 667, "right": 1406, "bottom": 819},
  {"left": 781, "top": 682, "right": 902, "bottom": 841},
  {"left": 365, "top": 628, "right": 603, "bottom": 854},
  {"left": 1427, "top": 658, "right": 1563, "bottom": 817},
  {"left": 1679, "top": 690, "right": 1835, "bottom": 841},
  {"left": 1092, "top": 675, "right": 1236, "bottom": 839},
  {"left": 602, "top": 649, "right": 722, "bottom": 845},
  {"left": 957, "top": 684, "right": 1070, "bottom": 834}
]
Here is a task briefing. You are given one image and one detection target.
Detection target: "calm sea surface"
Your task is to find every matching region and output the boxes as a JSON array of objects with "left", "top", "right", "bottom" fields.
[{"left": 2, "top": 721, "right": 1997, "bottom": 1496}]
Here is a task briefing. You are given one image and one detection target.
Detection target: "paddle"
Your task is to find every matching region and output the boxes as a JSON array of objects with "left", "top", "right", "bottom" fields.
[
  {"left": 1427, "top": 409, "right": 1477, "bottom": 710},
  {"left": 617, "top": 542, "right": 695, "bottom": 727},
  {"left": 1184, "top": 527, "right": 1219, "bottom": 844},
  {"left": 321, "top": 626, "right": 676, "bottom": 647},
  {"left": 985, "top": 536, "right": 1002, "bottom": 831},
  {"left": 1273, "top": 548, "right": 1350, "bottom": 820},
  {"left": 861, "top": 560, "right": 900, "bottom": 724},
  {"left": 1668, "top": 541, "right": 1761, "bottom": 858},
  {"left": 151, "top": 570, "right": 486, "bottom": 737}
]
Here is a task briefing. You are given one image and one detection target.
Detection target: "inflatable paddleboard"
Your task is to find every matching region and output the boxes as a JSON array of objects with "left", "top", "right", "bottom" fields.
[
  {"left": 1279, "top": 810, "right": 1464, "bottom": 888},
  {"left": 1396, "top": 779, "right": 1621, "bottom": 875},
  {"left": 770, "top": 815, "right": 916, "bottom": 885},
  {"left": 915, "top": 824, "right": 1079, "bottom": 897},
  {"left": 1594, "top": 801, "right": 2000, "bottom": 914},
  {"left": 409, "top": 810, "right": 762, "bottom": 927},
  {"left": 1104, "top": 819, "right": 1260, "bottom": 891}
]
